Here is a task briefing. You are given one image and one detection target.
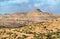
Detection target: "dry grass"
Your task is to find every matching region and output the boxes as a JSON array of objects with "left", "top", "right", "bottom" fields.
[{"left": 0, "top": 19, "right": 60, "bottom": 39}]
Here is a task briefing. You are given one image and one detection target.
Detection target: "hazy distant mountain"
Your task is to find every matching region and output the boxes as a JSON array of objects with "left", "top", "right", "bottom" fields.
[{"left": 0, "top": 9, "right": 60, "bottom": 28}]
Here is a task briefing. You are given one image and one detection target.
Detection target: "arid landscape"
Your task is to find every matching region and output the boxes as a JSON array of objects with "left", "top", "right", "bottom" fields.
[{"left": 0, "top": 9, "right": 60, "bottom": 39}]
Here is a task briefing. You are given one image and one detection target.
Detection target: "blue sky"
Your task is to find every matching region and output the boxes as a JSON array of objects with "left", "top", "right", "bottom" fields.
[{"left": 0, "top": 0, "right": 60, "bottom": 14}]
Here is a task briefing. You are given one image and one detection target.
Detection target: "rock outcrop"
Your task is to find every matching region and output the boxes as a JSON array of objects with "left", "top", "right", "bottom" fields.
[{"left": 0, "top": 9, "right": 60, "bottom": 28}]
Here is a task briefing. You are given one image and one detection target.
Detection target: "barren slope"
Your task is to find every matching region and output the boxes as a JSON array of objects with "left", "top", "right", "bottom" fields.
[{"left": 0, "top": 9, "right": 60, "bottom": 28}]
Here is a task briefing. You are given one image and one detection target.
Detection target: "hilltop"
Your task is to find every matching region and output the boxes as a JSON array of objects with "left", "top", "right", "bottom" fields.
[
  {"left": 0, "top": 9, "right": 60, "bottom": 39},
  {"left": 0, "top": 9, "right": 60, "bottom": 28}
]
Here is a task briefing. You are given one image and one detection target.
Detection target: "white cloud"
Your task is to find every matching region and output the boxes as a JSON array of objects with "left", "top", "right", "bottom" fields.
[
  {"left": 46, "top": 0, "right": 60, "bottom": 6},
  {"left": 34, "top": 0, "right": 60, "bottom": 7},
  {"left": 46, "top": 0, "right": 57, "bottom": 5},
  {"left": 33, "top": 0, "right": 60, "bottom": 13},
  {"left": 0, "top": 0, "right": 29, "bottom": 4},
  {"left": 9, "top": 0, "right": 29, "bottom": 3},
  {"left": 36, "top": 0, "right": 59, "bottom": 5},
  {"left": 34, "top": 3, "right": 40, "bottom": 7}
]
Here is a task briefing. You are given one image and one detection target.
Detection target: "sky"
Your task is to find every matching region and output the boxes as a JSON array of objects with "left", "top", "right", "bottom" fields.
[{"left": 0, "top": 0, "right": 60, "bottom": 14}]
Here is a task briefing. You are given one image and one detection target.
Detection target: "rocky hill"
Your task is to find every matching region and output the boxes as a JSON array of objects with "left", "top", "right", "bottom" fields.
[
  {"left": 0, "top": 9, "right": 60, "bottom": 28},
  {"left": 0, "top": 9, "right": 60, "bottom": 39},
  {"left": 0, "top": 17, "right": 60, "bottom": 39}
]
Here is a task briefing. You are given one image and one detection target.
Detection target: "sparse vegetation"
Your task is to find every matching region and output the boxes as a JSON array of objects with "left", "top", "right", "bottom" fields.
[
  {"left": 0, "top": 19, "right": 60, "bottom": 39},
  {"left": 0, "top": 9, "right": 60, "bottom": 39}
]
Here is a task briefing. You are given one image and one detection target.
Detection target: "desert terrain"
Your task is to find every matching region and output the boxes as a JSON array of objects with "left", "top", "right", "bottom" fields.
[{"left": 0, "top": 9, "right": 60, "bottom": 39}]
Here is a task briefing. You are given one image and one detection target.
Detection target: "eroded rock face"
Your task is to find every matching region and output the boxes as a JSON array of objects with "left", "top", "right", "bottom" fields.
[{"left": 0, "top": 9, "right": 60, "bottom": 28}]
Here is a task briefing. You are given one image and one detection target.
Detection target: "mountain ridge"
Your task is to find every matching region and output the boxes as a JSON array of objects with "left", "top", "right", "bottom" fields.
[{"left": 0, "top": 9, "right": 60, "bottom": 28}]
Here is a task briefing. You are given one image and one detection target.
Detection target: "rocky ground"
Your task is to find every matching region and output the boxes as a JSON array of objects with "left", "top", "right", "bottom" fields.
[
  {"left": 0, "top": 18, "right": 60, "bottom": 39},
  {"left": 0, "top": 9, "right": 60, "bottom": 39},
  {"left": 0, "top": 9, "right": 60, "bottom": 28}
]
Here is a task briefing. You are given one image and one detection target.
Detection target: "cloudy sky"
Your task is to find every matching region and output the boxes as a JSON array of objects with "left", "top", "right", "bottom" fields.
[{"left": 0, "top": 0, "right": 60, "bottom": 14}]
